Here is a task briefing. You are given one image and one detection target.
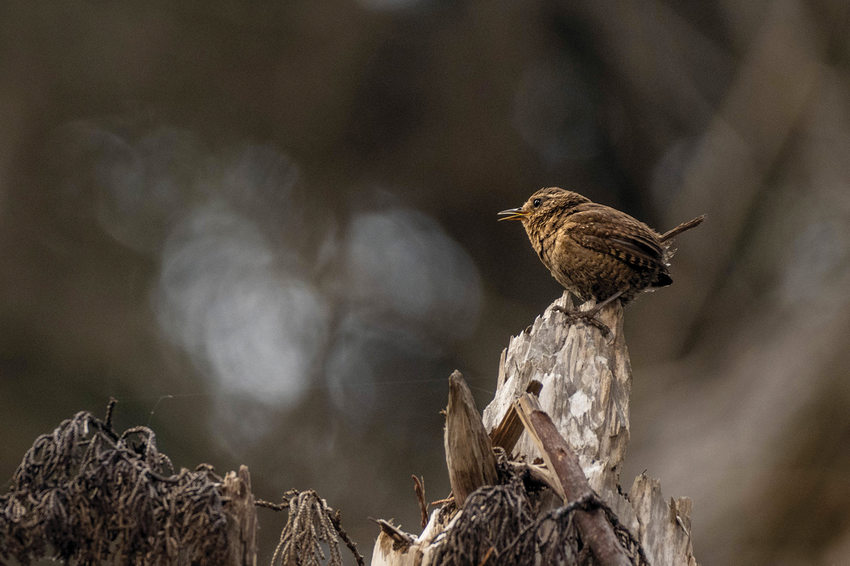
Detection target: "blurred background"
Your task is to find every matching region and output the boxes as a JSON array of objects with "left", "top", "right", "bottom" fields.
[{"left": 1, "top": 1, "right": 849, "bottom": 564}]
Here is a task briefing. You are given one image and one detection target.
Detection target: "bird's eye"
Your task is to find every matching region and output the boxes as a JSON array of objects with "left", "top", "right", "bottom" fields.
[{"left": 532, "top": 198, "right": 542, "bottom": 208}]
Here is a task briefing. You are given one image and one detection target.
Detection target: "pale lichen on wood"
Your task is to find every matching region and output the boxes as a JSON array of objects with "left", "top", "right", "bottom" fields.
[{"left": 482, "top": 291, "right": 632, "bottom": 497}]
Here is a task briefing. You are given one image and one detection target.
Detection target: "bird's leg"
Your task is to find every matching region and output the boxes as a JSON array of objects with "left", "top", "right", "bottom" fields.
[{"left": 551, "top": 289, "right": 625, "bottom": 336}]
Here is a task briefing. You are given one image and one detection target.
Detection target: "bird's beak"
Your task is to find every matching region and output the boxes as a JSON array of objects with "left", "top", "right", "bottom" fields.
[{"left": 497, "top": 207, "right": 526, "bottom": 221}]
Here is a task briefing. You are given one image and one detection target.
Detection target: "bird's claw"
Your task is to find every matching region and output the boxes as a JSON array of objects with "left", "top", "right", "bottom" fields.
[{"left": 551, "top": 305, "right": 611, "bottom": 337}]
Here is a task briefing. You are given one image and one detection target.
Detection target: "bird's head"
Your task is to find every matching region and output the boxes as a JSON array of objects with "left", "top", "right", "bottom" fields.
[{"left": 497, "top": 187, "right": 590, "bottom": 224}]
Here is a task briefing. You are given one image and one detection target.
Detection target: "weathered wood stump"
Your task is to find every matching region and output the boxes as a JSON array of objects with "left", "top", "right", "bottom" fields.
[{"left": 372, "top": 292, "right": 698, "bottom": 565}]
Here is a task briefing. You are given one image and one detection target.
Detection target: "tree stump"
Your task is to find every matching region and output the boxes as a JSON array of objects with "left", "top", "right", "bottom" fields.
[{"left": 372, "top": 292, "right": 698, "bottom": 565}]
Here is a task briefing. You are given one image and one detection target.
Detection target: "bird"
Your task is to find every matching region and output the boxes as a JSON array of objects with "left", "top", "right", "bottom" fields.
[{"left": 499, "top": 187, "right": 704, "bottom": 331}]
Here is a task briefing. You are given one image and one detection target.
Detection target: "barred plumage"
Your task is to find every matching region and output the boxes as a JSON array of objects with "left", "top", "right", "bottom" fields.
[{"left": 499, "top": 187, "right": 704, "bottom": 305}]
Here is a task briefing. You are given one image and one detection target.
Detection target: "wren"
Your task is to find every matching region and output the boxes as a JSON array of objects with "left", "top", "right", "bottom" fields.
[{"left": 499, "top": 187, "right": 704, "bottom": 330}]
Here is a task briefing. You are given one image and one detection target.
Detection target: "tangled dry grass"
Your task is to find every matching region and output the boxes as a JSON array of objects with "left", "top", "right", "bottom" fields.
[
  {"left": 0, "top": 400, "right": 241, "bottom": 565},
  {"left": 1, "top": 399, "right": 364, "bottom": 566},
  {"left": 430, "top": 457, "right": 648, "bottom": 566}
]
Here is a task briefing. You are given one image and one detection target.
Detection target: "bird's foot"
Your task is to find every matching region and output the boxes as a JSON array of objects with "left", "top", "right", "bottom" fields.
[{"left": 551, "top": 305, "right": 611, "bottom": 337}]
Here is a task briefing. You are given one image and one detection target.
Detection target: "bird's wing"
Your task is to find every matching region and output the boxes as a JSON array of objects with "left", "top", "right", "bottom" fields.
[{"left": 564, "top": 205, "right": 664, "bottom": 270}]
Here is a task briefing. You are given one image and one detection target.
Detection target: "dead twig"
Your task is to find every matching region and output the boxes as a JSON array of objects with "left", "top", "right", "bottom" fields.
[
  {"left": 412, "top": 475, "right": 428, "bottom": 528},
  {"left": 514, "top": 393, "right": 633, "bottom": 566}
]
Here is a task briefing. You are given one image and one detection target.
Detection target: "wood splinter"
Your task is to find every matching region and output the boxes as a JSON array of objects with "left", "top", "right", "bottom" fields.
[
  {"left": 514, "top": 392, "right": 632, "bottom": 566},
  {"left": 444, "top": 370, "right": 499, "bottom": 507},
  {"left": 373, "top": 519, "right": 414, "bottom": 551},
  {"left": 489, "top": 380, "right": 542, "bottom": 452}
]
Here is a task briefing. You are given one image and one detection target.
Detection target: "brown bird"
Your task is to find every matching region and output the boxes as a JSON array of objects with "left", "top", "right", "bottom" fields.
[{"left": 499, "top": 187, "right": 704, "bottom": 329}]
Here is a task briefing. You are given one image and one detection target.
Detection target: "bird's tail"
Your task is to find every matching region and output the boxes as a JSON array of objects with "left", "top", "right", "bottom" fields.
[{"left": 660, "top": 215, "right": 705, "bottom": 242}]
